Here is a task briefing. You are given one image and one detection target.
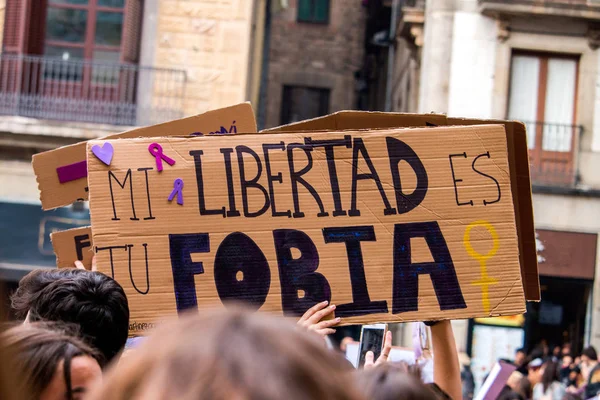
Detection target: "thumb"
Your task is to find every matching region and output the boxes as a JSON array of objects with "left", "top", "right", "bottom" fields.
[{"left": 364, "top": 351, "right": 375, "bottom": 368}]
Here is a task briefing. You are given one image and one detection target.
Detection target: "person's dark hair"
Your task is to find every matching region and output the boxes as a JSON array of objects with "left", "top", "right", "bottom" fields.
[
  {"left": 27, "top": 270, "right": 129, "bottom": 364},
  {"left": 516, "top": 348, "right": 525, "bottom": 354},
  {"left": 497, "top": 385, "right": 524, "bottom": 400},
  {"left": 87, "top": 307, "right": 363, "bottom": 400},
  {"left": 541, "top": 361, "right": 560, "bottom": 392},
  {"left": 516, "top": 374, "right": 532, "bottom": 400},
  {"left": 0, "top": 322, "right": 103, "bottom": 399},
  {"left": 355, "top": 363, "right": 440, "bottom": 400},
  {"left": 583, "top": 346, "right": 598, "bottom": 361},
  {"left": 11, "top": 268, "right": 84, "bottom": 319}
]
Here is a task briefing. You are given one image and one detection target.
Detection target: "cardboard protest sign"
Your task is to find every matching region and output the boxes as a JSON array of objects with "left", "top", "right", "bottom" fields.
[
  {"left": 266, "top": 111, "right": 539, "bottom": 301},
  {"left": 49, "top": 109, "right": 446, "bottom": 271},
  {"left": 32, "top": 102, "right": 256, "bottom": 211},
  {"left": 51, "top": 226, "right": 93, "bottom": 269},
  {"left": 87, "top": 124, "right": 532, "bottom": 335}
]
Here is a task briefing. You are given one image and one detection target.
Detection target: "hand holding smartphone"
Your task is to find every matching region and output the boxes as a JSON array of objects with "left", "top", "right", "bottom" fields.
[{"left": 357, "top": 323, "right": 388, "bottom": 367}]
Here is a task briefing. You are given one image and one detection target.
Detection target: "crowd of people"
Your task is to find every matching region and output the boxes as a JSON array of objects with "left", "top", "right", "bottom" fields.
[
  {"left": 0, "top": 261, "right": 465, "bottom": 400},
  {"left": 2, "top": 261, "right": 598, "bottom": 400},
  {"left": 483, "top": 342, "right": 600, "bottom": 400}
]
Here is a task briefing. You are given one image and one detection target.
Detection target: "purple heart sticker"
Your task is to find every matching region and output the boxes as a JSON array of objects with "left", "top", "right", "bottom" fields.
[{"left": 91, "top": 142, "right": 114, "bottom": 166}]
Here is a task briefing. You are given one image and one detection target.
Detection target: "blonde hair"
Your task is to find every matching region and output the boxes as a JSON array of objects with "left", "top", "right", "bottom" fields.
[{"left": 88, "top": 307, "right": 364, "bottom": 400}]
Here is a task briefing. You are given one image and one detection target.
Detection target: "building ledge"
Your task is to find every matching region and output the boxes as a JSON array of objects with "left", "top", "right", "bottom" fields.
[
  {"left": 532, "top": 184, "right": 600, "bottom": 198},
  {"left": 479, "top": 0, "right": 600, "bottom": 21},
  {"left": 0, "top": 115, "right": 133, "bottom": 141}
]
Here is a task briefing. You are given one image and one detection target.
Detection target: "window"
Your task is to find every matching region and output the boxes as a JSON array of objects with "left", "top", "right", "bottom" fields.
[
  {"left": 297, "top": 0, "right": 330, "bottom": 24},
  {"left": 44, "top": 0, "right": 125, "bottom": 80},
  {"left": 281, "top": 85, "right": 330, "bottom": 125},
  {"left": 507, "top": 52, "right": 579, "bottom": 185}
]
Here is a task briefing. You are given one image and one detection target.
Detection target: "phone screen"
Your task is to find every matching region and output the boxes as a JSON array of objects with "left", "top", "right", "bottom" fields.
[{"left": 358, "top": 328, "right": 385, "bottom": 367}]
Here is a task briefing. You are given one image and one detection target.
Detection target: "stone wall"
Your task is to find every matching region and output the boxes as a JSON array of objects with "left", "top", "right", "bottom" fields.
[{"left": 264, "top": 0, "right": 366, "bottom": 128}]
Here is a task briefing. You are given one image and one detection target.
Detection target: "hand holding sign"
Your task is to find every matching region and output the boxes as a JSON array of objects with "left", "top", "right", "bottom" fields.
[{"left": 297, "top": 300, "right": 341, "bottom": 337}]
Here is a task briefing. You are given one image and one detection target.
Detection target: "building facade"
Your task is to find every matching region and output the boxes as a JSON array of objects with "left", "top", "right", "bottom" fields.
[
  {"left": 0, "top": 0, "right": 264, "bottom": 282},
  {"left": 262, "top": 0, "right": 367, "bottom": 128},
  {"left": 397, "top": 0, "right": 600, "bottom": 386}
]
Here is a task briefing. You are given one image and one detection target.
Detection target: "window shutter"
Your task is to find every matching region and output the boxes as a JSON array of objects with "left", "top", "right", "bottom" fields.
[
  {"left": 3, "top": 0, "right": 27, "bottom": 53},
  {"left": 122, "top": 0, "right": 143, "bottom": 64},
  {"left": 2, "top": 0, "right": 46, "bottom": 54},
  {"left": 314, "top": 0, "right": 329, "bottom": 22},
  {"left": 297, "top": 0, "right": 312, "bottom": 22}
]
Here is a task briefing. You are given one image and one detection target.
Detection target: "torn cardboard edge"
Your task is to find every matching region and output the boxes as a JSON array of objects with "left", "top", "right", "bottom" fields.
[
  {"left": 32, "top": 102, "right": 257, "bottom": 211},
  {"left": 263, "top": 111, "right": 539, "bottom": 302}
]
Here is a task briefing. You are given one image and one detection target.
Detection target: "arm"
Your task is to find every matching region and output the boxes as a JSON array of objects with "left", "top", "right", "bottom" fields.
[{"left": 430, "top": 321, "right": 462, "bottom": 400}]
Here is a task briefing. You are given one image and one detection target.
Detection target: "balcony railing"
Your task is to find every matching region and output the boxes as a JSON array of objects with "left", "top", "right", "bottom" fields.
[
  {"left": 0, "top": 54, "right": 186, "bottom": 126},
  {"left": 522, "top": 121, "right": 583, "bottom": 188}
]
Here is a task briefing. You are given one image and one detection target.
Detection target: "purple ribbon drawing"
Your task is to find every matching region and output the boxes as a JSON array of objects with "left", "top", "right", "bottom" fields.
[
  {"left": 148, "top": 142, "right": 176, "bottom": 171},
  {"left": 168, "top": 178, "right": 184, "bottom": 205}
]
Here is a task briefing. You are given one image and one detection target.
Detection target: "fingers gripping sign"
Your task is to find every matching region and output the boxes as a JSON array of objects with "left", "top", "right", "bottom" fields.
[{"left": 297, "top": 301, "right": 342, "bottom": 338}]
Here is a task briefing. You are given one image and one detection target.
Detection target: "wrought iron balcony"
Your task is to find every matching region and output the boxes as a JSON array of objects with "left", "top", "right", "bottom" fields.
[
  {"left": 0, "top": 54, "right": 186, "bottom": 126},
  {"left": 523, "top": 121, "right": 583, "bottom": 188}
]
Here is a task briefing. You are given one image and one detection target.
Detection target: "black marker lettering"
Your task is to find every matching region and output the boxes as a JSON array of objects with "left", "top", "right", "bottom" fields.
[
  {"left": 274, "top": 229, "right": 331, "bottom": 316},
  {"left": 350, "top": 138, "right": 396, "bottom": 217},
  {"left": 137, "top": 167, "right": 155, "bottom": 220},
  {"left": 95, "top": 245, "right": 128, "bottom": 279},
  {"left": 168, "top": 233, "right": 210, "bottom": 313},
  {"left": 472, "top": 151, "right": 501, "bottom": 205},
  {"left": 108, "top": 169, "right": 138, "bottom": 221},
  {"left": 128, "top": 243, "right": 150, "bottom": 295},
  {"left": 214, "top": 232, "right": 270, "bottom": 309},
  {"left": 449, "top": 153, "right": 473, "bottom": 206},
  {"left": 74, "top": 234, "right": 91, "bottom": 261},
  {"left": 190, "top": 150, "right": 226, "bottom": 217},
  {"left": 287, "top": 144, "right": 328, "bottom": 218},
  {"left": 236, "top": 145, "right": 270, "bottom": 218},
  {"left": 220, "top": 148, "right": 241, "bottom": 217},
  {"left": 263, "top": 143, "right": 291, "bottom": 217},
  {"left": 392, "top": 221, "right": 466, "bottom": 313},
  {"left": 386, "top": 137, "right": 429, "bottom": 214},
  {"left": 305, "top": 135, "right": 351, "bottom": 217},
  {"left": 323, "top": 226, "right": 388, "bottom": 317}
]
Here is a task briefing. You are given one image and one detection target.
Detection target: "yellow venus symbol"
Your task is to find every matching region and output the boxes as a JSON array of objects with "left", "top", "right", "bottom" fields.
[{"left": 463, "top": 221, "right": 499, "bottom": 313}]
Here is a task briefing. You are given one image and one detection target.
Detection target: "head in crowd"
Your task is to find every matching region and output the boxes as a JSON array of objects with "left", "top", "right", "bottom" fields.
[
  {"left": 582, "top": 346, "right": 598, "bottom": 365},
  {"left": 354, "top": 363, "right": 440, "bottom": 400},
  {"left": 540, "top": 360, "right": 560, "bottom": 392},
  {"left": 0, "top": 323, "right": 103, "bottom": 400},
  {"left": 514, "top": 348, "right": 526, "bottom": 366},
  {"left": 15, "top": 268, "right": 129, "bottom": 364},
  {"left": 552, "top": 346, "right": 560, "bottom": 357},
  {"left": 11, "top": 269, "right": 83, "bottom": 320},
  {"left": 528, "top": 358, "right": 544, "bottom": 386},
  {"left": 87, "top": 307, "right": 362, "bottom": 400}
]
